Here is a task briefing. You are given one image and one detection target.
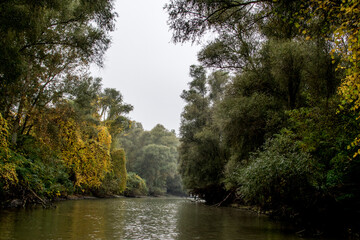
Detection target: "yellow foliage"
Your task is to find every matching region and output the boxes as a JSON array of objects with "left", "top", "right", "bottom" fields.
[
  {"left": 331, "top": 1, "right": 360, "bottom": 158},
  {"left": 0, "top": 114, "right": 18, "bottom": 189},
  {"left": 0, "top": 163, "right": 18, "bottom": 189},
  {"left": 58, "top": 119, "right": 111, "bottom": 188},
  {"left": 0, "top": 113, "right": 9, "bottom": 159},
  {"left": 97, "top": 126, "right": 112, "bottom": 152},
  {"left": 306, "top": 0, "right": 360, "bottom": 158}
]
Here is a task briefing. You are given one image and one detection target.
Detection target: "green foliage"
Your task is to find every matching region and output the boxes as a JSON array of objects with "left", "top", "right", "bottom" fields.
[
  {"left": 167, "top": 0, "right": 360, "bottom": 234},
  {"left": 236, "top": 133, "right": 320, "bottom": 211},
  {"left": 111, "top": 149, "right": 127, "bottom": 193},
  {"left": 94, "top": 148, "right": 127, "bottom": 196},
  {"left": 286, "top": 102, "right": 360, "bottom": 210},
  {"left": 0, "top": 162, "right": 18, "bottom": 192},
  {"left": 0, "top": 0, "right": 137, "bottom": 204},
  {"left": 99, "top": 88, "right": 133, "bottom": 122},
  {"left": 117, "top": 123, "right": 183, "bottom": 196},
  {"left": 136, "top": 144, "right": 176, "bottom": 195},
  {"left": 216, "top": 88, "right": 283, "bottom": 162},
  {"left": 166, "top": 174, "right": 185, "bottom": 196},
  {"left": 124, "top": 172, "right": 148, "bottom": 197},
  {"left": 0, "top": 0, "right": 116, "bottom": 146},
  {"left": 65, "top": 76, "right": 102, "bottom": 116},
  {"left": 0, "top": 113, "right": 73, "bottom": 201},
  {"left": 1, "top": 145, "right": 72, "bottom": 202},
  {"left": 0, "top": 72, "right": 133, "bottom": 203},
  {"left": 178, "top": 65, "right": 230, "bottom": 203}
]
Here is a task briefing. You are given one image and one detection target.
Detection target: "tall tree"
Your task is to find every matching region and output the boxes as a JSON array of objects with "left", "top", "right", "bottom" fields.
[
  {"left": 0, "top": 0, "right": 116, "bottom": 145},
  {"left": 99, "top": 88, "right": 133, "bottom": 122},
  {"left": 178, "top": 65, "right": 229, "bottom": 203}
]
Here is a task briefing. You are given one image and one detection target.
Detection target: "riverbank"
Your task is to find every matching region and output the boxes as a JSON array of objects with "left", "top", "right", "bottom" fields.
[
  {"left": 2, "top": 192, "right": 186, "bottom": 209},
  {"left": 2, "top": 192, "right": 128, "bottom": 209}
]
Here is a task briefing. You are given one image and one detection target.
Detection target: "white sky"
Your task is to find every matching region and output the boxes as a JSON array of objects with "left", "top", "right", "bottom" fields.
[{"left": 91, "top": 0, "right": 202, "bottom": 133}]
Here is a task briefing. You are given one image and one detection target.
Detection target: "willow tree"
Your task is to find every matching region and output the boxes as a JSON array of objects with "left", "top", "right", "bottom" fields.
[
  {"left": 178, "top": 66, "right": 230, "bottom": 203},
  {"left": 167, "top": 0, "right": 342, "bottom": 201},
  {"left": 0, "top": 0, "right": 117, "bottom": 145}
]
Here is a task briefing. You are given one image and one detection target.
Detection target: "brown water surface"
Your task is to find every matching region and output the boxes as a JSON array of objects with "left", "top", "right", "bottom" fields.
[{"left": 0, "top": 197, "right": 325, "bottom": 240}]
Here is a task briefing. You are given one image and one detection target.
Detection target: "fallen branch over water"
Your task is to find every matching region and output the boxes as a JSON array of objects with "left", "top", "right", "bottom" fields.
[
  {"left": 27, "top": 188, "right": 50, "bottom": 208},
  {"left": 212, "top": 192, "right": 232, "bottom": 207}
]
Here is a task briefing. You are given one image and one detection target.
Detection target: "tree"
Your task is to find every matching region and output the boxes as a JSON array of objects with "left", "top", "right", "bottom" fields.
[
  {"left": 110, "top": 149, "right": 127, "bottom": 194},
  {"left": 180, "top": 65, "right": 209, "bottom": 141},
  {"left": 57, "top": 117, "right": 111, "bottom": 189},
  {"left": 0, "top": 1, "right": 142, "bottom": 203},
  {"left": 0, "top": 0, "right": 116, "bottom": 145},
  {"left": 0, "top": 114, "right": 18, "bottom": 191},
  {"left": 98, "top": 88, "right": 133, "bottom": 122},
  {"left": 165, "top": 0, "right": 272, "bottom": 44},
  {"left": 60, "top": 78, "right": 132, "bottom": 193},
  {"left": 167, "top": 0, "right": 360, "bottom": 235},
  {"left": 124, "top": 172, "right": 148, "bottom": 197},
  {"left": 135, "top": 144, "right": 176, "bottom": 195},
  {"left": 237, "top": 133, "right": 318, "bottom": 213},
  {"left": 168, "top": 0, "right": 342, "bottom": 200},
  {"left": 116, "top": 122, "right": 145, "bottom": 172},
  {"left": 117, "top": 123, "right": 182, "bottom": 196},
  {"left": 297, "top": 0, "right": 360, "bottom": 158},
  {"left": 178, "top": 65, "right": 230, "bottom": 203}
]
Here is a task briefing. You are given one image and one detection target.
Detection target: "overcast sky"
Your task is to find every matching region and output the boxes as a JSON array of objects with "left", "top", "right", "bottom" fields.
[{"left": 91, "top": 0, "right": 202, "bottom": 133}]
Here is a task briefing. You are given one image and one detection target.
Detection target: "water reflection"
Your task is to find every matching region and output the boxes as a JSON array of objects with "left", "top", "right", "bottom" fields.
[
  {"left": 0, "top": 197, "right": 323, "bottom": 240},
  {"left": 176, "top": 202, "right": 300, "bottom": 240}
]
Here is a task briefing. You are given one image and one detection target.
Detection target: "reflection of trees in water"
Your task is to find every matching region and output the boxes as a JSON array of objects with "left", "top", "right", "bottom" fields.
[
  {"left": 0, "top": 198, "right": 306, "bottom": 240},
  {"left": 175, "top": 202, "right": 300, "bottom": 240}
]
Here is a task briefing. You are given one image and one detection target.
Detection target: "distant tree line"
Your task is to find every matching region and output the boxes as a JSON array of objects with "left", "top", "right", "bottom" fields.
[{"left": 118, "top": 123, "right": 184, "bottom": 196}]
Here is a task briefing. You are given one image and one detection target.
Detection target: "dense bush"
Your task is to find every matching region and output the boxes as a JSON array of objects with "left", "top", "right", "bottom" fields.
[
  {"left": 0, "top": 115, "right": 72, "bottom": 204},
  {"left": 0, "top": 151, "right": 73, "bottom": 204},
  {"left": 124, "top": 172, "right": 148, "bottom": 197},
  {"left": 236, "top": 133, "right": 321, "bottom": 214}
]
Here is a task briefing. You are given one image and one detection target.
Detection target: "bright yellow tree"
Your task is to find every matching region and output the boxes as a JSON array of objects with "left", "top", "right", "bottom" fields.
[
  {"left": 58, "top": 118, "right": 111, "bottom": 188},
  {"left": 97, "top": 125, "right": 112, "bottom": 152},
  {"left": 0, "top": 114, "right": 18, "bottom": 189}
]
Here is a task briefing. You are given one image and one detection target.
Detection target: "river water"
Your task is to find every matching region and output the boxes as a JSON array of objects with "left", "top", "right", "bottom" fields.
[{"left": 0, "top": 197, "right": 324, "bottom": 240}]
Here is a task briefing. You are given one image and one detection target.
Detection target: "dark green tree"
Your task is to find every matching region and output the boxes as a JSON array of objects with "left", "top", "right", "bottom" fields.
[{"left": 178, "top": 65, "right": 230, "bottom": 203}]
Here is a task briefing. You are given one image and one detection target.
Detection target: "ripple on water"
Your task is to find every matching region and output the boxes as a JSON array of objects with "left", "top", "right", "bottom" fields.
[{"left": 0, "top": 197, "right": 334, "bottom": 240}]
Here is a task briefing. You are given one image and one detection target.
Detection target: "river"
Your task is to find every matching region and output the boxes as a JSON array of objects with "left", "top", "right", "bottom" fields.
[{"left": 0, "top": 197, "right": 327, "bottom": 240}]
